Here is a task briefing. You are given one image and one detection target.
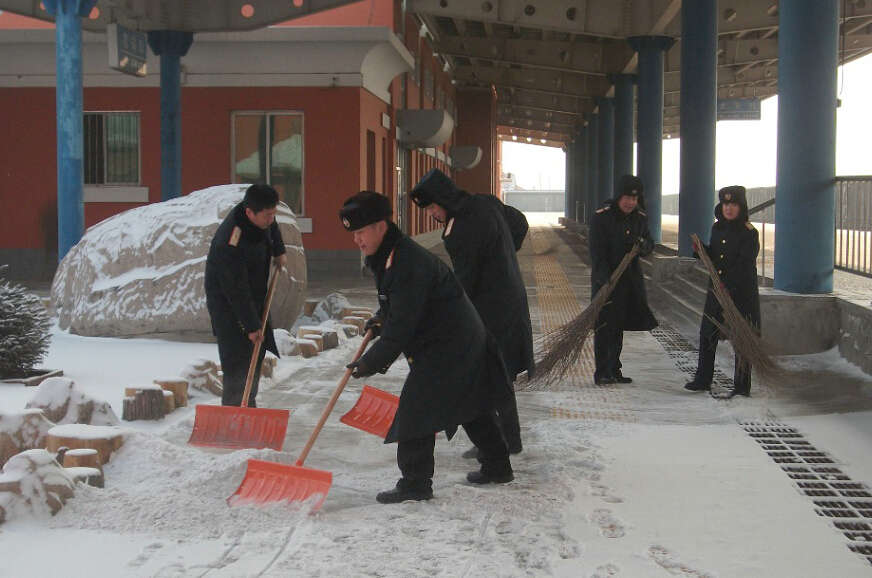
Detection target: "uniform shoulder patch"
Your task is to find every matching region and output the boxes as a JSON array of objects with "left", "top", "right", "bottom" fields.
[
  {"left": 745, "top": 222, "right": 756, "bottom": 231},
  {"left": 386, "top": 248, "right": 395, "bottom": 270},
  {"left": 638, "top": 210, "right": 647, "bottom": 217},
  {"left": 444, "top": 217, "right": 455, "bottom": 237},
  {"left": 228, "top": 226, "right": 242, "bottom": 247}
]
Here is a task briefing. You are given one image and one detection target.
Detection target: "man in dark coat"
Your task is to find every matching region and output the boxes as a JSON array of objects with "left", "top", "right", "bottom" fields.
[
  {"left": 685, "top": 185, "right": 761, "bottom": 398},
  {"left": 409, "top": 168, "right": 532, "bottom": 455},
  {"left": 204, "top": 184, "right": 286, "bottom": 407},
  {"left": 589, "top": 174, "right": 658, "bottom": 385},
  {"left": 339, "top": 190, "right": 514, "bottom": 504}
]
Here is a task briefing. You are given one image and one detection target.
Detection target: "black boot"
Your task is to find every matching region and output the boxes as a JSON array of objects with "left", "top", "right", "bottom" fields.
[
  {"left": 467, "top": 463, "right": 514, "bottom": 485},
  {"left": 614, "top": 371, "right": 633, "bottom": 384},
  {"left": 376, "top": 478, "right": 433, "bottom": 504},
  {"left": 684, "top": 381, "right": 711, "bottom": 392}
]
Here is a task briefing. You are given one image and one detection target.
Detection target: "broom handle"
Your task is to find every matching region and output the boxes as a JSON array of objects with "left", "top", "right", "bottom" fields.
[
  {"left": 240, "top": 262, "right": 282, "bottom": 409},
  {"left": 295, "top": 329, "right": 374, "bottom": 467}
]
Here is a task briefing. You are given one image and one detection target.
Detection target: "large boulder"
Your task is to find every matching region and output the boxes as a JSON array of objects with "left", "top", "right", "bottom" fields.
[
  {"left": 51, "top": 184, "right": 306, "bottom": 337},
  {"left": 0, "top": 449, "right": 76, "bottom": 522},
  {"left": 25, "top": 377, "right": 119, "bottom": 426}
]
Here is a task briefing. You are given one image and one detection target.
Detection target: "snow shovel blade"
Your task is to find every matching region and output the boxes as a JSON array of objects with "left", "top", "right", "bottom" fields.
[
  {"left": 188, "top": 405, "right": 290, "bottom": 451},
  {"left": 229, "top": 458, "right": 332, "bottom": 511},
  {"left": 339, "top": 385, "right": 399, "bottom": 439}
]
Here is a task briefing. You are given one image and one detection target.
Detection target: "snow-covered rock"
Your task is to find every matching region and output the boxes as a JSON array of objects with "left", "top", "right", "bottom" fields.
[
  {"left": 273, "top": 329, "right": 301, "bottom": 356},
  {"left": 25, "top": 377, "right": 119, "bottom": 426},
  {"left": 51, "top": 184, "right": 307, "bottom": 337},
  {"left": 0, "top": 409, "right": 55, "bottom": 467},
  {"left": 0, "top": 449, "right": 75, "bottom": 523}
]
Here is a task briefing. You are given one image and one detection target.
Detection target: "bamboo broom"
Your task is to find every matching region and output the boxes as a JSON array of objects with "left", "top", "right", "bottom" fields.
[
  {"left": 532, "top": 243, "right": 642, "bottom": 385},
  {"left": 690, "top": 233, "right": 782, "bottom": 387}
]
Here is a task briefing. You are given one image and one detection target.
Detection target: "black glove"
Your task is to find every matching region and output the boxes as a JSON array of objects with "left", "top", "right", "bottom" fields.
[
  {"left": 347, "top": 359, "right": 375, "bottom": 379},
  {"left": 364, "top": 316, "right": 383, "bottom": 338}
]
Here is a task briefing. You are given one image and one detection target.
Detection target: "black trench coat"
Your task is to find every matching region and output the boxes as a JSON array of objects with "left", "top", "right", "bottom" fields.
[
  {"left": 700, "top": 216, "right": 761, "bottom": 339},
  {"left": 588, "top": 201, "right": 658, "bottom": 332},
  {"left": 359, "top": 223, "right": 513, "bottom": 444},
  {"left": 413, "top": 176, "right": 534, "bottom": 378}
]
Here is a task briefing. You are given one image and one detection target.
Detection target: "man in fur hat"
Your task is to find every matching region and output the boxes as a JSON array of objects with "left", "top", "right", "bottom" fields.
[
  {"left": 685, "top": 185, "right": 760, "bottom": 398},
  {"left": 409, "top": 168, "right": 532, "bottom": 457},
  {"left": 204, "top": 184, "right": 287, "bottom": 407},
  {"left": 339, "top": 191, "right": 514, "bottom": 503},
  {"left": 588, "top": 174, "right": 658, "bottom": 385}
]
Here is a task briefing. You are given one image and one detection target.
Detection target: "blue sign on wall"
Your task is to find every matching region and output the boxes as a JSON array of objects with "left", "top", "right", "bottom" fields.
[
  {"left": 717, "top": 97, "right": 761, "bottom": 121},
  {"left": 107, "top": 23, "right": 147, "bottom": 77}
]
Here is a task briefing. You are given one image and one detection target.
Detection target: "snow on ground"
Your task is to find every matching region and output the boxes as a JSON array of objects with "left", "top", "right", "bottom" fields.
[{"left": 2, "top": 320, "right": 872, "bottom": 577}]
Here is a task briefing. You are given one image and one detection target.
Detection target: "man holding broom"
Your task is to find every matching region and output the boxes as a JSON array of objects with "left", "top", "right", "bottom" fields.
[
  {"left": 409, "top": 168, "right": 532, "bottom": 457},
  {"left": 204, "top": 184, "right": 287, "bottom": 407},
  {"left": 339, "top": 190, "right": 514, "bottom": 504},
  {"left": 589, "top": 175, "right": 658, "bottom": 385},
  {"left": 685, "top": 185, "right": 760, "bottom": 398}
]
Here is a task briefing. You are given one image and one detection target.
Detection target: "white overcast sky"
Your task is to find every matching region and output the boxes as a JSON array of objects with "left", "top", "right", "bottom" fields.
[{"left": 502, "top": 52, "right": 872, "bottom": 193}]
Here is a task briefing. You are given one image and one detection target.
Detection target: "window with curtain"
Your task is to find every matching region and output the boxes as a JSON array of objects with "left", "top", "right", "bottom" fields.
[
  {"left": 232, "top": 112, "right": 304, "bottom": 215},
  {"left": 83, "top": 112, "right": 140, "bottom": 185}
]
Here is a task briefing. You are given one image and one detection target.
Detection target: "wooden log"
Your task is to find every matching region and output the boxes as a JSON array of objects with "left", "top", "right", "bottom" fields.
[
  {"left": 161, "top": 390, "right": 175, "bottom": 414},
  {"left": 303, "top": 299, "right": 320, "bottom": 316},
  {"left": 65, "top": 466, "right": 104, "bottom": 488},
  {"left": 124, "top": 384, "right": 163, "bottom": 398},
  {"left": 298, "top": 339, "right": 319, "bottom": 358},
  {"left": 46, "top": 424, "right": 125, "bottom": 465},
  {"left": 122, "top": 389, "right": 166, "bottom": 421},
  {"left": 154, "top": 378, "right": 188, "bottom": 408},
  {"left": 62, "top": 448, "right": 101, "bottom": 470},
  {"left": 341, "top": 316, "right": 365, "bottom": 332},
  {"left": 338, "top": 323, "right": 359, "bottom": 338},
  {"left": 320, "top": 330, "right": 339, "bottom": 350},
  {"left": 350, "top": 309, "right": 373, "bottom": 320},
  {"left": 296, "top": 329, "right": 324, "bottom": 351}
]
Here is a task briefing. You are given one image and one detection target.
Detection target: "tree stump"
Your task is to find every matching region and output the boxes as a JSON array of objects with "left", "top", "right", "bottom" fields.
[
  {"left": 154, "top": 378, "right": 188, "bottom": 408},
  {"left": 341, "top": 316, "right": 365, "bottom": 332},
  {"left": 298, "top": 339, "right": 319, "bottom": 358},
  {"left": 62, "top": 448, "right": 101, "bottom": 470},
  {"left": 338, "top": 324, "right": 359, "bottom": 338},
  {"left": 296, "top": 330, "right": 324, "bottom": 352},
  {"left": 45, "top": 425, "right": 125, "bottom": 465},
  {"left": 340, "top": 307, "right": 372, "bottom": 319},
  {"left": 303, "top": 298, "right": 320, "bottom": 316},
  {"left": 122, "top": 388, "right": 166, "bottom": 421},
  {"left": 161, "top": 390, "right": 175, "bottom": 414},
  {"left": 65, "top": 466, "right": 104, "bottom": 488}
]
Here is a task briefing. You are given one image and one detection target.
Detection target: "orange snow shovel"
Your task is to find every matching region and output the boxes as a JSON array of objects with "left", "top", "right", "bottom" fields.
[
  {"left": 188, "top": 263, "right": 290, "bottom": 451},
  {"left": 340, "top": 385, "right": 398, "bottom": 439},
  {"left": 229, "top": 330, "right": 374, "bottom": 510}
]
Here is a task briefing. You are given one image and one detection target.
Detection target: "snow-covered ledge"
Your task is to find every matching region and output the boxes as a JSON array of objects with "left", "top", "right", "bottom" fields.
[{"left": 0, "top": 27, "right": 413, "bottom": 104}]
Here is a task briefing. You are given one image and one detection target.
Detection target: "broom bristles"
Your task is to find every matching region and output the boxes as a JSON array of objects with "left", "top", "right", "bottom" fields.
[
  {"left": 691, "top": 233, "right": 783, "bottom": 384},
  {"left": 533, "top": 244, "right": 641, "bottom": 385}
]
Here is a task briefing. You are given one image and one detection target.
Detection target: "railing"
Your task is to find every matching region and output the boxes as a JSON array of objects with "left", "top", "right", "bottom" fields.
[
  {"left": 835, "top": 176, "right": 872, "bottom": 278},
  {"left": 748, "top": 198, "right": 775, "bottom": 282}
]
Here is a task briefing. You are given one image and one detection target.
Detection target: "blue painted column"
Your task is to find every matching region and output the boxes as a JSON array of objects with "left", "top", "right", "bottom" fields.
[
  {"left": 574, "top": 127, "right": 587, "bottom": 222},
  {"left": 596, "top": 97, "right": 615, "bottom": 205},
  {"left": 586, "top": 112, "right": 599, "bottom": 214},
  {"left": 564, "top": 141, "right": 573, "bottom": 218},
  {"left": 611, "top": 74, "right": 635, "bottom": 185},
  {"left": 147, "top": 31, "right": 194, "bottom": 201},
  {"left": 678, "top": 0, "right": 717, "bottom": 256},
  {"left": 629, "top": 36, "right": 675, "bottom": 242},
  {"left": 775, "top": 1, "right": 838, "bottom": 293},
  {"left": 44, "top": 0, "right": 96, "bottom": 261}
]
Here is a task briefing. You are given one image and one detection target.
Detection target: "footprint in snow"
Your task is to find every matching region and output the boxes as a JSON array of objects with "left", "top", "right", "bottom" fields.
[
  {"left": 127, "top": 541, "right": 164, "bottom": 567},
  {"left": 590, "top": 562, "right": 620, "bottom": 577},
  {"left": 590, "top": 482, "right": 624, "bottom": 503},
  {"left": 648, "top": 545, "right": 716, "bottom": 577},
  {"left": 589, "top": 508, "right": 625, "bottom": 538}
]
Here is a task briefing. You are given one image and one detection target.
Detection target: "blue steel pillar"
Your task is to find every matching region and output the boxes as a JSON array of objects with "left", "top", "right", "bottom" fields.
[
  {"left": 586, "top": 112, "right": 599, "bottom": 214},
  {"left": 564, "top": 141, "right": 573, "bottom": 218},
  {"left": 44, "top": 0, "right": 96, "bottom": 261},
  {"left": 775, "top": 1, "right": 838, "bottom": 293},
  {"left": 629, "top": 36, "right": 675, "bottom": 242},
  {"left": 678, "top": 0, "right": 717, "bottom": 256},
  {"left": 574, "top": 126, "right": 587, "bottom": 222},
  {"left": 611, "top": 74, "right": 635, "bottom": 185},
  {"left": 596, "top": 97, "right": 615, "bottom": 205},
  {"left": 147, "top": 31, "right": 194, "bottom": 201}
]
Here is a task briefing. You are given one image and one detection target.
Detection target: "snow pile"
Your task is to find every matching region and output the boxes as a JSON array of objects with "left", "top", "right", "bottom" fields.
[
  {"left": 51, "top": 184, "right": 307, "bottom": 337},
  {"left": 0, "top": 449, "right": 75, "bottom": 523},
  {"left": 25, "top": 377, "right": 119, "bottom": 426},
  {"left": 0, "top": 409, "right": 55, "bottom": 466}
]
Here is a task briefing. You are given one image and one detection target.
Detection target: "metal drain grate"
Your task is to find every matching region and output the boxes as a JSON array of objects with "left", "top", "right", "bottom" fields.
[
  {"left": 743, "top": 421, "right": 872, "bottom": 567},
  {"left": 650, "top": 323, "right": 734, "bottom": 390}
]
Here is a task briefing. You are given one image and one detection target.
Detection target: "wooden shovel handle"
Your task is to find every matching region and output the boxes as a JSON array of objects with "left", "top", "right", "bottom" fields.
[
  {"left": 240, "top": 262, "right": 282, "bottom": 409},
  {"left": 295, "top": 329, "right": 374, "bottom": 467}
]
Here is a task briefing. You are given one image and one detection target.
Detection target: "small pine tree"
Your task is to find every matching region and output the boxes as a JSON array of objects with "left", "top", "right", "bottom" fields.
[{"left": 0, "top": 268, "right": 52, "bottom": 378}]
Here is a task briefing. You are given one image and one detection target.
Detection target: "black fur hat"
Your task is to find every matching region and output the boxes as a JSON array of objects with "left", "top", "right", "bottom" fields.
[
  {"left": 410, "top": 168, "right": 454, "bottom": 208},
  {"left": 617, "top": 174, "right": 644, "bottom": 199},
  {"left": 339, "top": 191, "right": 392, "bottom": 231},
  {"left": 718, "top": 185, "right": 748, "bottom": 209}
]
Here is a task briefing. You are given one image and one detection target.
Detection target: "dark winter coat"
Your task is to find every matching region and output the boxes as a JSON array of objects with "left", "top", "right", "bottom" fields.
[
  {"left": 204, "top": 202, "right": 285, "bottom": 357},
  {"left": 699, "top": 215, "right": 761, "bottom": 339},
  {"left": 413, "top": 180, "right": 534, "bottom": 378},
  {"left": 589, "top": 201, "right": 658, "bottom": 332},
  {"left": 358, "top": 222, "right": 513, "bottom": 444}
]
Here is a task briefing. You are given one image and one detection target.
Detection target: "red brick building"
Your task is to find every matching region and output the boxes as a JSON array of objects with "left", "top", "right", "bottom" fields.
[{"left": 0, "top": 1, "right": 500, "bottom": 279}]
